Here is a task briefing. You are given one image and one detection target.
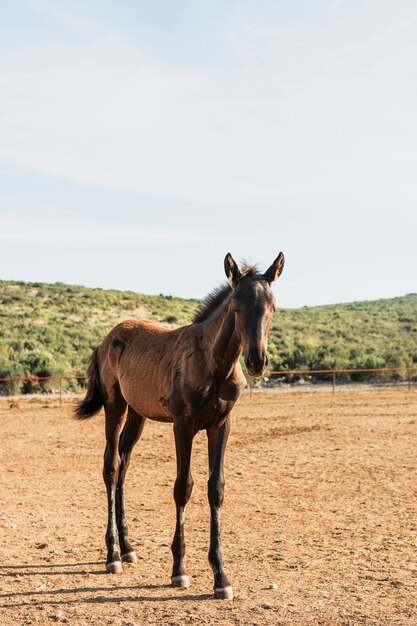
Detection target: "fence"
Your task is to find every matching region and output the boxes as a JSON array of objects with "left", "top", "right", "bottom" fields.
[
  {"left": 255, "top": 367, "right": 417, "bottom": 395},
  {"left": 0, "top": 367, "right": 416, "bottom": 404},
  {"left": 0, "top": 375, "right": 86, "bottom": 405}
]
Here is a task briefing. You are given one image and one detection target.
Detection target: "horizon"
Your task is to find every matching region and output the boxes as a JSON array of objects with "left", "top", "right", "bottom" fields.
[
  {"left": 1, "top": 1, "right": 416, "bottom": 308},
  {"left": 1, "top": 276, "right": 415, "bottom": 311}
]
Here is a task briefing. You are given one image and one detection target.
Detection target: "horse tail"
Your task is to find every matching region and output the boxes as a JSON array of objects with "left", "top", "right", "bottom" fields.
[{"left": 74, "top": 348, "right": 103, "bottom": 420}]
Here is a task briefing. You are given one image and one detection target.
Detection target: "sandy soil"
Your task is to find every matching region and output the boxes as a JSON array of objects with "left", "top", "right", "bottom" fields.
[{"left": 0, "top": 389, "right": 415, "bottom": 626}]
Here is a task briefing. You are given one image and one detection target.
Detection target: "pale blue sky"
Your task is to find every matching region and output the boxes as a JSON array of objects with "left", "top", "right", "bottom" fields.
[{"left": 0, "top": 0, "right": 416, "bottom": 307}]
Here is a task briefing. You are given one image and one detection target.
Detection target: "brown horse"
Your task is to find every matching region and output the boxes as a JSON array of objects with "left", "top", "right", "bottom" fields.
[{"left": 75, "top": 252, "right": 284, "bottom": 599}]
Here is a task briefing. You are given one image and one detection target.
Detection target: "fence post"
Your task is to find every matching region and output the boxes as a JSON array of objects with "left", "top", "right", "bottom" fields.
[
  {"left": 408, "top": 368, "right": 411, "bottom": 392},
  {"left": 59, "top": 377, "right": 62, "bottom": 406},
  {"left": 332, "top": 371, "right": 336, "bottom": 395}
]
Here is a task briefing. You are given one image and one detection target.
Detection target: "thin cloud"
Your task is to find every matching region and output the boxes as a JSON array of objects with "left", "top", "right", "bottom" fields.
[
  {"left": 0, "top": 219, "right": 250, "bottom": 247},
  {"left": 0, "top": 1, "right": 415, "bottom": 208}
]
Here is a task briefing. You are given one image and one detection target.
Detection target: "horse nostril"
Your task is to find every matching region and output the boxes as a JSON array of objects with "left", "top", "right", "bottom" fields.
[{"left": 264, "top": 355, "right": 269, "bottom": 368}]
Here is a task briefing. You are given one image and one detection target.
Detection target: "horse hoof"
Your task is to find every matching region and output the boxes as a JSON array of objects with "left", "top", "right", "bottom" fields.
[
  {"left": 171, "top": 575, "right": 190, "bottom": 589},
  {"left": 106, "top": 560, "right": 122, "bottom": 574},
  {"left": 121, "top": 551, "right": 137, "bottom": 563},
  {"left": 214, "top": 585, "right": 233, "bottom": 600}
]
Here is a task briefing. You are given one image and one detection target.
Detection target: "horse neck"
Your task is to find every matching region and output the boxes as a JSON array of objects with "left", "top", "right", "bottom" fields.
[{"left": 203, "top": 296, "right": 242, "bottom": 379}]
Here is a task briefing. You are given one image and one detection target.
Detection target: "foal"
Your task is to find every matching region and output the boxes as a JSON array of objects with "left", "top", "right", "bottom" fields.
[{"left": 75, "top": 252, "right": 284, "bottom": 599}]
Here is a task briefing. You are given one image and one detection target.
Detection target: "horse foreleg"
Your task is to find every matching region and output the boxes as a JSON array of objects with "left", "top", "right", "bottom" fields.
[
  {"left": 171, "top": 419, "right": 194, "bottom": 588},
  {"left": 103, "top": 399, "right": 127, "bottom": 573},
  {"left": 207, "top": 416, "right": 232, "bottom": 599},
  {"left": 116, "top": 407, "right": 146, "bottom": 563}
]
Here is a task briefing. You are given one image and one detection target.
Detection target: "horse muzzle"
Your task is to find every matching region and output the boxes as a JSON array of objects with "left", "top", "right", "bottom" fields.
[{"left": 244, "top": 353, "right": 268, "bottom": 377}]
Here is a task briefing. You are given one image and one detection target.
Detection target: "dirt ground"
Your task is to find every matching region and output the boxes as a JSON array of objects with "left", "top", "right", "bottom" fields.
[{"left": 0, "top": 388, "right": 415, "bottom": 626}]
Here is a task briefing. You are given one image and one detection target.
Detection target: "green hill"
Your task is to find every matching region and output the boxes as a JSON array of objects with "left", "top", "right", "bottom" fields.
[{"left": 0, "top": 280, "right": 416, "bottom": 394}]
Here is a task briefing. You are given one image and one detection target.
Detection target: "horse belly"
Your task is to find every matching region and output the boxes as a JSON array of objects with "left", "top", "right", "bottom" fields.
[{"left": 119, "top": 374, "right": 173, "bottom": 422}]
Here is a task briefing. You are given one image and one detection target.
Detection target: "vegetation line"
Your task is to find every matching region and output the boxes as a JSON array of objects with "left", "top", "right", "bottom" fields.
[{"left": 0, "top": 280, "right": 415, "bottom": 394}]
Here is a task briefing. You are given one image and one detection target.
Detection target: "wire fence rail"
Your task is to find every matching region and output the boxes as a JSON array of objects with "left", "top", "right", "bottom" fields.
[
  {"left": 259, "top": 367, "right": 417, "bottom": 395},
  {"left": 0, "top": 367, "right": 416, "bottom": 405}
]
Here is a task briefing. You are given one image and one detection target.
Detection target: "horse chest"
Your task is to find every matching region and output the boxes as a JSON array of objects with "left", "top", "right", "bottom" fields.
[
  {"left": 194, "top": 394, "right": 234, "bottom": 429},
  {"left": 182, "top": 380, "right": 242, "bottom": 429}
]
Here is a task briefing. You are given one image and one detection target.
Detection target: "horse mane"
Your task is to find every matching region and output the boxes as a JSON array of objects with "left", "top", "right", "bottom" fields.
[
  {"left": 193, "top": 283, "right": 232, "bottom": 323},
  {"left": 192, "top": 264, "right": 259, "bottom": 324}
]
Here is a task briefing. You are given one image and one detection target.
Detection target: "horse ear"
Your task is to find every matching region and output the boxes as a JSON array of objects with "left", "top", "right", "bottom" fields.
[
  {"left": 224, "top": 253, "right": 242, "bottom": 288},
  {"left": 264, "top": 252, "right": 285, "bottom": 284}
]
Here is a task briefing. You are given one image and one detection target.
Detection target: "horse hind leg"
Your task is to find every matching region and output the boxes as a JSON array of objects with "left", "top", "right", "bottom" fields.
[
  {"left": 103, "top": 391, "right": 127, "bottom": 574},
  {"left": 116, "top": 406, "right": 146, "bottom": 564}
]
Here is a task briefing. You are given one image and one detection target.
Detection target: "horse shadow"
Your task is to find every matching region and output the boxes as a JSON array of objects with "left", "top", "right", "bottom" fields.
[{"left": 0, "top": 562, "right": 212, "bottom": 608}]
